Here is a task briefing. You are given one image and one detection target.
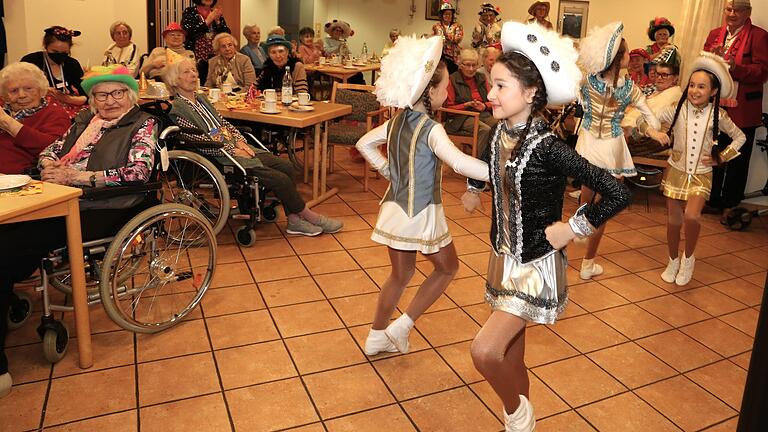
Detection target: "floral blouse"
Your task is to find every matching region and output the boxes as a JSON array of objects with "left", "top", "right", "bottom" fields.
[
  {"left": 471, "top": 22, "right": 501, "bottom": 49},
  {"left": 39, "top": 118, "right": 157, "bottom": 186},
  {"left": 432, "top": 22, "right": 464, "bottom": 62}
]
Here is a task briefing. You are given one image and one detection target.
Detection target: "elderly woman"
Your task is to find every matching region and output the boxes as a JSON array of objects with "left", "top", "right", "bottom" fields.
[
  {"left": 140, "top": 22, "right": 195, "bottom": 80},
  {"left": 166, "top": 59, "right": 343, "bottom": 237},
  {"left": 323, "top": 20, "right": 353, "bottom": 57},
  {"left": 0, "top": 62, "right": 70, "bottom": 174},
  {"left": 241, "top": 24, "right": 268, "bottom": 72},
  {"left": 478, "top": 45, "right": 500, "bottom": 82},
  {"left": 527, "top": 1, "right": 554, "bottom": 30},
  {"left": 444, "top": 48, "right": 498, "bottom": 157},
  {"left": 0, "top": 66, "right": 157, "bottom": 399},
  {"left": 382, "top": 28, "right": 400, "bottom": 56},
  {"left": 645, "top": 17, "right": 680, "bottom": 66},
  {"left": 21, "top": 26, "right": 87, "bottom": 118},
  {"left": 257, "top": 35, "right": 309, "bottom": 93},
  {"left": 102, "top": 21, "right": 139, "bottom": 75},
  {"left": 205, "top": 33, "right": 256, "bottom": 90},
  {"left": 432, "top": 1, "right": 464, "bottom": 73},
  {"left": 471, "top": 3, "right": 501, "bottom": 49}
]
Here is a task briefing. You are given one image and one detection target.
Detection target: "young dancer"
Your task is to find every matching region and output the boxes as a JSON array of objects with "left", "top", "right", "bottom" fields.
[
  {"left": 575, "top": 22, "right": 661, "bottom": 279},
  {"left": 642, "top": 52, "right": 745, "bottom": 285},
  {"left": 462, "top": 21, "right": 630, "bottom": 431},
  {"left": 355, "top": 35, "right": 489, "bottom": 355}
]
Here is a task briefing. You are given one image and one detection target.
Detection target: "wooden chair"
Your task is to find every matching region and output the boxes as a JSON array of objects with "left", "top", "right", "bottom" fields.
[
  {"left": 436, "top": 107, "right": 482, "bottom": 158},
  {"left": 327, "top": 82, "right": 390, "bottom": 191}
]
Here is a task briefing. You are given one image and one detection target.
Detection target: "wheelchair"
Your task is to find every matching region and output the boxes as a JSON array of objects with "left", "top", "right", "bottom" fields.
[
  {"left": 7, "top": 124, "right": 218, "bottom": 363},
  {"left": 725, "top": 113, "right": 768, "bottom": 231}
]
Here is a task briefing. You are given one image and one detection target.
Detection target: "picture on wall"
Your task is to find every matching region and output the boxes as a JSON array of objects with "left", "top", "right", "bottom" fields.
[{"left": 426, "top": 0, "right": 445, "bottom": 21}]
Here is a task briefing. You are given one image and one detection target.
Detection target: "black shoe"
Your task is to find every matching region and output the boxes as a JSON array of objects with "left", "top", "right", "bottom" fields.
[{"left": 702, "top": 204, "right": 722, "bottom": 215}]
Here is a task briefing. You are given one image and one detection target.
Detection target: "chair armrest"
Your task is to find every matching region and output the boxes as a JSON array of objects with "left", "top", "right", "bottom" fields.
[
  {"left": 81, "top": 182, "right": 162, "bottom": 200},
  {"left": 365, "top": 107, "right": 390, "bottom": 130},
  {"left": 436, "top": 107, "right": 481, "bottom": 118}
]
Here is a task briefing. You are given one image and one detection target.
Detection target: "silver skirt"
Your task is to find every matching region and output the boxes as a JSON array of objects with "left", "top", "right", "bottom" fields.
[{"left": 485, "top": 249, "right": 568, "bottom": 325}]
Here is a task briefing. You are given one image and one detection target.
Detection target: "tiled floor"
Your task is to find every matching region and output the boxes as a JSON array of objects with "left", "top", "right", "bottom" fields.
[{"left": 2, "top": 151, "right": 765, "bottom": 432}]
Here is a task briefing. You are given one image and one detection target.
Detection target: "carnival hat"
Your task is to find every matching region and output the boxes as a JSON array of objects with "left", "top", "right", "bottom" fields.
[
  {"left": 375, "top": 35, "right": 443, "bottom": 108},
  {"left": 729, "top": 0, "right": 752, "bottom": 8},
  {"left": 324, "top": 20, "right": 354, "bottom": 38},
  {"left": 440, "top": 0, "right": 456, "bottom": 12},
  {"left": 689, "top": 51, "right": 735, "bottom": 100},
  {"left": 500, "top": 21, "right": 582, "bottom": 105},
  {"left": 647, "top": 17, "right": 675, "bottom": 41},
  {"left": 527, "top": 1, "right": 550, "bottom": 16},
  {"left": 629, "top": 48, "right": 651, "bottom": 61},
  {"left": 578, "top": 21, "right": 624, "bottom": 75},
  {"left": 478, "top": 3, "right": 500, "bottom": 16},
  {"left": 81, "top": 65, "right": 138, "bottom": 95},
  {"left": 263, "top": 35, "right": 292, "bottom": 52},
  {"left": 163, "top": 22, "right": 186, "bottom": 37},
  {"left": 44, "top": 26, "right": 81, "bottom": 39}
]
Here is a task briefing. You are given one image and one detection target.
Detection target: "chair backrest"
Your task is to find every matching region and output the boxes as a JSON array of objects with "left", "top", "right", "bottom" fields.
[{"left": 330, "top": 82, "right": 379, "bottom": 122}]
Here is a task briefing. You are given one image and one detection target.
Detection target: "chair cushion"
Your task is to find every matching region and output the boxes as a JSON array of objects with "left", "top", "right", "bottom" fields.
[
  {"left": 335, "top": 89, "right": 379, "bottom": 122},
  {"left": 328, "top": 123, "right": 368, "bottom": 145}
]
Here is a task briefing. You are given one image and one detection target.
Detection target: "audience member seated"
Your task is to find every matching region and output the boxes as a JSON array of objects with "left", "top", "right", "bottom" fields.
[
  {"left": 140, "top": 22, "right": 195, "bottom": 80},
  {"left": 297, "top": 27, "right": 321, "bottom": 65},
  {"left": 645, "top": 17, "right": 680, "bottom": 66},
  {"left": 444, "top": 48, "right": 498, "bottom": 156},
  {"left": 205, "top": 33, "right": 257, "bottom": 91},
  {"left": 257, "top": 35, "right": 309, "bottom": 94},
  {"left": 102, "top": 21, "right": 140, "bottom": 75},
  {"left": 478, "top": 45, "right": 500, "bottom": 82},
  {"left": 628, "top": 48, "right": 652, "bottom": 88},
  {"left": 0, "top": 66, "right": 157, "bottom": 399},
  {"left": 165, "top": 59, "right": 343, "bottom": 237},
  {"left": 241, "top": 24, "right": 267, "bottom": 72},
  {"left": 0, "top": 62, "right": 70, "bottom": 174},
  {"left": 21, "top": 26, "right": 87, "bottom": 118},
  {"left": 382, "top": 28, "right": 400, "bottom": 56},
  {"left": 323, "top": 20, "right": 353, "bottom": 58}
]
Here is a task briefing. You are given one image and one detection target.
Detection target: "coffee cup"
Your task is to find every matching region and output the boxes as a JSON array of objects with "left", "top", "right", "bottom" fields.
[
  {"left": 297, "top": 92, "right": 310, "bottom": 106},
  {"left": 264, "top": 89, "right": 277, "bottom": 102},
  {"left": 261, "top": 100, "right": 277, "bottom": 112},
  {"left": 221, "top": 82, "right": 233, "bottom": 94},
  {"left": 318, "top": 57, "right": 326, "bottom": 65},
  {"left": 345, "top": 59, "right": 353, "bottom": 67},
  {"left": 209, "top": 88, "right": 221, "bottom": 102}
]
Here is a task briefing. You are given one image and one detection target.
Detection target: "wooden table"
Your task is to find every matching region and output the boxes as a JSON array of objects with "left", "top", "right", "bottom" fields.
[
  {"left": 217, "top": 102, "right": 352, "bottom": 206},
  {"left": 0, "top": 182, "right": 92, "bottom": 369},
  {"left": 306, "top": 63, "right": 381, "bottom": 84}
]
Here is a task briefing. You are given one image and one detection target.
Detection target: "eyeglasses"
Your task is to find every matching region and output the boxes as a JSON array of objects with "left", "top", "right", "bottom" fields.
[
  {"left": 656, "top": 72, "right": 676, "bottom": 79},
  {"left": 93, "top": 89, "right": 128, "bottom": 102},
  {"left": 460, "top": 62, "right": 478, "bottom": 68}
]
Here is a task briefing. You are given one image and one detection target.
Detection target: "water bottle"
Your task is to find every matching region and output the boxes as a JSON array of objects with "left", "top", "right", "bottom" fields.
[
  {"left": 361, "top": 42, "right": 369, "bottom": 62},
  {"left": 281, "top": 66, "right": 293, "bottom": 105}
]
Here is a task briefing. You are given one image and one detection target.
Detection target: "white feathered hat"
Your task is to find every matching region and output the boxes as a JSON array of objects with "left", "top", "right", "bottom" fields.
[
  {"left": 689, "top": 51, "right": 735, "bottom": 100},
  {"left": 500, "top": 21, "right": 582, "bottom": 105},
  {"left": 578, "top": 22, "right": 624, "bottom": 75},
  {"left": 375, "top": 35, "right": 444, "bottom": 108}
]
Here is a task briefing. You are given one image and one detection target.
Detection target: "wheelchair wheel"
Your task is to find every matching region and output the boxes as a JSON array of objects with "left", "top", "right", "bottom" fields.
[
  {"left": 50, "top": 258, "right": 138, "bottom": 296},
  {"left": 7, "top": 292, "right": 32, "bottom": 330},
  {"left": 42, "top": 321, "right": 69, "bottom": 363},
  {"left": 99, "top": 204, "right": 217, "bottom": 334},
  {"left": 236, "top": 226, "right": 257, "bottom": 247},
  {"left": 261, "top": 205, "right": 278, "bottom": 223},
  {"left": 163, "top": 150, "right": 230, "bottom": 236}
]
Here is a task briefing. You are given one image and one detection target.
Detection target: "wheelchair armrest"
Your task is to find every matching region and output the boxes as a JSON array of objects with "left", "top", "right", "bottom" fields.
[
  {"left": 174, "top": 138, "right": 225, "bottom": 150},
  {"left": 81, "top": 182, "right": 162, "bottom": 200}
]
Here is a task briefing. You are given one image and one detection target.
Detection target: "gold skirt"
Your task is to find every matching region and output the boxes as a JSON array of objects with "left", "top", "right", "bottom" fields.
[
  {"left": 485, "top": 250, "right": 568, "bottom": 325},
  {"left": 661, "top": 166, "right": 712, "bottom": 201}
]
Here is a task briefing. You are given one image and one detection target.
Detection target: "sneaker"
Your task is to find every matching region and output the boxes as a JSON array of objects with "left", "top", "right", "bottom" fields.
[
  {"left": 0, "top": 372, "right": 12, "bottom": 398},
  {"left": 385, "top": 314, "right": 414, "bottom": 353},
  {"left": 286, "top": 219, "right": 322, "bottom": 236},
  {"left": 661, "top": 257, "right": 680, "bottom": 283},
  {"left": 315, "top": 215, "right": 344, "bottom": 234},
  {"left": 675, "top": 254, "right": 696, "bottom": 286},
  {"left": 579, "top": 259, "right": 603, "bottom": 280},
  {"left": 504, "top": 395, "right": 536, "bottom": 432},
  {"left": 363, "top": 329, "right": 398, "bottom": 356}
]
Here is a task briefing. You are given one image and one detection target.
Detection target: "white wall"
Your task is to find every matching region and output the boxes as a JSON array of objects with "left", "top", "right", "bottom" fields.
[
  {"left": 746, "top": 1, "right": 768, "bottom": 196},
  {"left": 240, "top": 0, "right": 279, "bottom": 41},
  {"left": 4, "top": 0, "right": 148, "bottom": 69}
]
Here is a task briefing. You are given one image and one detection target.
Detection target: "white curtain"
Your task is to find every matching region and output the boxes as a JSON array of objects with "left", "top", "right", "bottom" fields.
[{"left": 675, "top": 0, "right": 726, "bottom": 81}]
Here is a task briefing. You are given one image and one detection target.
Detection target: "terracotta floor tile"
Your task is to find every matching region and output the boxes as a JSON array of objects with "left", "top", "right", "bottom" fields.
[
  {"left": 348, "top": 245, "right": 392, "bottom": 268},
  {"left": 53, "top": 330, "right": 133, "bottom": 378},
  {"left": 587, "top": 342, "right": 676, "bottom": 389},
  {"left": 285, "top": 329, "right": 366, "bottom": 374},
  {"left": 613, "top": 212, "right": 659, "bottom": 229},
  {"left": 330, "top": 292, "right": 382, "bottom": 326},
  {"left": 702, "top": 417, "right": 740, "bottom": 431},
  {"left": 719, "top": 308, "right": 760, "bottom": 337},
  {"left": 567, "top": 281, "right": 629, "bottom": 312},
  {"left": 686, "top": 360, "right": 747, "bottom": 409},
  {"left": 45, "top": 366, "right": 136, "bottom": 426},
  {"left": 258, "top": 276, "right": 324, "bottom": 307},
  {"left": 604, "top": 250, "right": 664, "bottom": 273},
  {"left": 637, "top": 243, "right": 676, "bottom": 264},
  {"left": 44, "top": 411, "right": 137, "bottom": 432},
  {"left": 365, "top": 265, "right": 426, "bottom": 288},
  {"left": 140, "top": 393, "right": 230, "bottom": 432},
  {"left": 373, "top": 350, "right": 462, "bottom": 400},
  {"left": 468, "top": 380, "right": 503, "bottom": 420},
  {"left": 637, "top": 294, "right": 711, "bottom": 327},
  {"left": 310, "top": 201, "right": 356, "bottom": 217},
  {"left": 637, "top": 329, "right": 721, "bottom": 372},
  {"left": 331, "top": 214, "right": 373, "bottom": 231},
  {"left": 557, "top": 300, "right": 589, "bottom": 320},
  {"left": 741, "top": 270, "right": 767, "bottom": 288},
  {"left": 314, "top": 269, "right": 379, "bottom": 298},
  {"left": 571, "top": 258, "right": 630, "bottom": 281},
  {"left": 136, "top": 319, "right": 210, "bottom": 363},
  {"left": 528, "top": 372, "right": 571, "bottom": 418},
  {"left": 533, "top": 356, "right": 625, "bottom": 407},
  {"left": 201, "top": 283, "right": 265, "bottom": 316},
  {"left": 436, "top": 341, "right": 483, "bottom": 384},
  {"left": 732, "top": 247, "right": 768, "bottom": 268},
  {"left": 215, "top": 340, "right": 297, "bottom": 389},
  {"left": 338, "top": 190, "right": 380, "bottom": 202},
  {"left": 729, "top": 351, "right": 752, "bottom": 370},
  {"left": 524, "top": 325, "right": 579, "bottom": 367},
  {"left": 5, "top": 343, "right": 51, "bottom": 385},
  {"left": 635, "top": 268, "right": 705, "bottom": 291},
  {"left": 303, "top": 363, "right": 395, "bottom": 419},
  {"left": 227, "top": 377, "right": 319, "bottom": 430},
  {"left": 703, "top": 253, "right": 764, "bottom": 277},
  {"left": 577, "top": 392, "right": 680, "bottom": 432},
  {"left": 206, "top": 310, "right": 279, "bottom": 349},
  {"left": 346, "top": 198, "right": 382, "bottom": 214},
  {"left": 286, "top": 423, "right": 326, "bottom": 432},
  {"left": 209, "top": 262, "right": 254, "bottom": 288},
  {"left": 300, "top": 250, "right": 360, "bottom": 274},
  {"left": 594, "top": 304, "right": 672, "bottom": 340},
  {"left": 686, "top": 260, "right": 736, "bottom": 285},
  {"left": 137, "top": 352, "right": 219, "bottom": 406},
  {"left": 636, "top": 376, "right": 736, "bottom": 431},
  {"left": 457, "top": 216, "right": 493, "bottom": 235},
  {"left": 676, "top": 286, "right": 747, "bottom": 316},
  {"left": 415, "top": 308, "right": 480, "bottom": 347},
  {"left": 680, "top": 318, "right": 754, "bottom": 357},
  {"left": 444, "top": 276, "right": 486, "bottom": 306},
  {"left": 239, "top": 237, "right": 295, "bottom": 261},
  {"left": 287, "top": 234, "right": 343, "bottom": 255},
  {"left": 248, "top": 256, "right": 308, "bottom": 282},
  {"left": 606, "top": 230, "right": 660, "bottom": 249},
  {"left": 550, "top": 314, "right": 628, "bottom": 353},
  {"left": 0, "top": 380, "right": 47, "bottom": 432},
  {"left": 709, "top": 278, "right": 764, "bottom": 307},
  {"left": 452, "top": 235, "right": 492, "bottom": 256},
  {"left": 325, "top": 405, "right": 416, "bottom": 432},
  {"left": 458, "top": 251, "right": 490, "bottom": 276},
  {"left": 397, "top": 287, "right": 456, "bottom": 314},
  {"left": 401, "top": 387, "right": 502, "bottom": 431},
  {"left": 246, "top": 222, "right": 283, "bottom": 240},
  {"left": 190, "top": 243, "right": 244, "bottom": 267},
  {"left": 333, "top": 230, "right": 378, "bottom": 250},
  {"left": 536, "top": 410, "right": 596, "bottom": 431},
  {"left": 417, "top": 259, "right": 478, "bottom": 279},
  {"left": 61, "top": 307, "right": 122, "bottom": 338},
  {"left": 271, "top": 300, "right": 343, "bottom": 337},
  {"left": 463, "top": 302, "right": 494, "bottom": 325}
]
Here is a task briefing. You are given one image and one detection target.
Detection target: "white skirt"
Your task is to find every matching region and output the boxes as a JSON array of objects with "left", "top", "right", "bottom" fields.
[
  {"left": 371, "top": 202, "right": 452, "bottom": 254},
  {"left": 576, "top": 131, "right": 637, "bottom": 178}
]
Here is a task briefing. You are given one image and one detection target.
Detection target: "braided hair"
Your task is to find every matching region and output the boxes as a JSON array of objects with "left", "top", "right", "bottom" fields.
[
  {"left": 667, "top": 70, "right": 721, "bottom": 147},
  {"left": 601, "top": 39, "right": 628, "bottom": 107},
  {"left": 419, "top": 60, "right": 448, "bottom": 119},
  {"left": 495, "top": 51, "right": 549, "bottom": 146}
]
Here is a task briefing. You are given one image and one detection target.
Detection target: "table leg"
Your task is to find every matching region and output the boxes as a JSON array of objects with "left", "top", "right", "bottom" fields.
[
  {"left": 307, "top": 120, "right": 339, "bottom": 207},
  {"left": 64, "top": 199, "right": 92, "bottom": 369},
  {"left": 312, "top": 123, "right": 321, "bottom": 200}
]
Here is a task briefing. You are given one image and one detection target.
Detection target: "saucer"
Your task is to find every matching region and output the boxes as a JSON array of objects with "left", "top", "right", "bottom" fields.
[
  {"left": 342, "top": 65, "right": 357, "bottom": 69},
  {"left": 289, "top": 105, "right": 315, "bottom": 112},
  {"left": 259, "top": 108, "right": 281, "bottom": 114},
  {"left": 352, "top": 63, "right": 367, "bottom": 67}
]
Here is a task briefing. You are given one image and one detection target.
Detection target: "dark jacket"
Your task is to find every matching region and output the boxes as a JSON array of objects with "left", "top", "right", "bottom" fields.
[
  {"left": 21, "top": 51, "right": 85, "bottom": 96},
  {"left": 445, "top": 71, "right": 491, "bottom": 133},
  {"left": 181, "top": 6, "right": 230, "bottom": 57}
]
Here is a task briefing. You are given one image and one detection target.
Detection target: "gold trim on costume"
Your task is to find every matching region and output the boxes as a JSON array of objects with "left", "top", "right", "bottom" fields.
[
  {"left": 407, "top": 115, "right": 430, "bottom": 217},
  {"left": 373, "top": 228, "right": 451, "bottom": 246},
  {"left": 661, "top": 166, "right": 712, "bottom": 200},
  {"left": 719, "top": 145, "right": 741, "bottom": 163}
]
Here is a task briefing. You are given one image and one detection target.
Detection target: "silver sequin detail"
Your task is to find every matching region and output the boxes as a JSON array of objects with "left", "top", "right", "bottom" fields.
[
  {"left": 551, "top": 61, "right": 560, "bottom": 72},
  {"left": 527, "top": 34, "right": 538, "bottom": 43},
  {"left": 488, "top": 122, "right": 504, "bottom": 252},
  {"left": 568, "top": 204, "right": 594, "bottom": 238},
  {"left": 512, "top": 132, "right": 552, "bottom": 261},
  {"left": 540, "top": 46, "right": 550, "bottom": 56}
]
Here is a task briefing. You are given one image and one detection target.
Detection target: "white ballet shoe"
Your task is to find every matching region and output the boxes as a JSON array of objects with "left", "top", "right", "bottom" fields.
[
  {"left": 0, "top": 372, "right": 12, "bottom": 398},
  {"left": 675, "top": 254, "right": 696, "bottom": 286},
  {"left": 661, "top": 256, "right": 680, "bottom": 283},
  {"left": 504, "top": 395, "right": 536, "bottom": 432},
  {"left": 385, "top": 313, "right": 414, "bottom": 354},
  {"left": 363, "top": 329, "right": 398, "bottom": 356},
  {"left": 579, "top": 258, "right": 603, "bottom": 280}
]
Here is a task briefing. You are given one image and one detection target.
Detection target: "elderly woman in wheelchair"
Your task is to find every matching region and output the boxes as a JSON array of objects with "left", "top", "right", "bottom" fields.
[
  {"left": 164, "top": 58, "right": 343, "bottom": 243},
  {"left": 0, "top": 66, "right": 216, "bottom": 398}
]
